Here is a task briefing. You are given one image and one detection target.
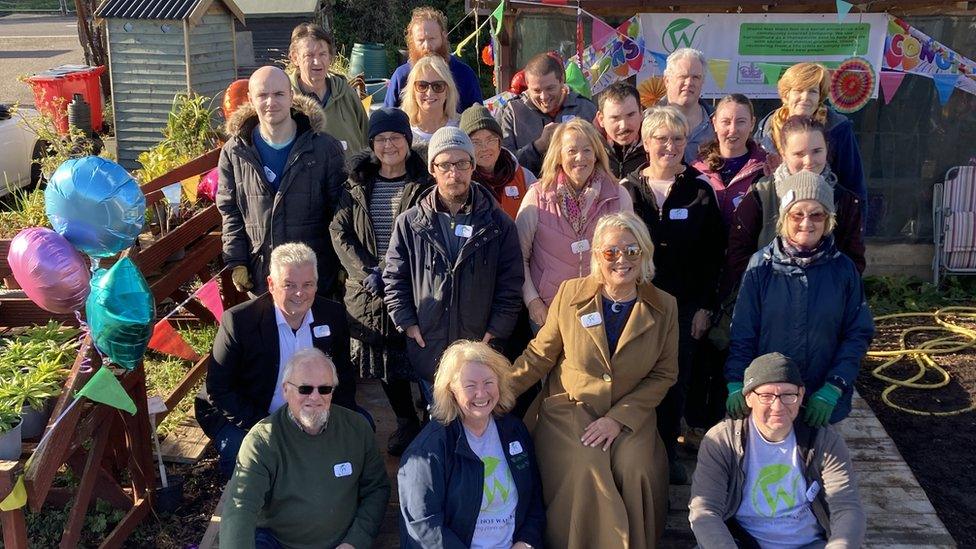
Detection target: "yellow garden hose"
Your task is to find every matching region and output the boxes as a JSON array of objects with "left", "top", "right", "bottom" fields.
[{"left": 867, "top": 306, "right": 976, "bottom": 416}]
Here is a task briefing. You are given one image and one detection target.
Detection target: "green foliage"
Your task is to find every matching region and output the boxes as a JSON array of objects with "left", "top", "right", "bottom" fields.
[
  {"left": 25, "top": 499, "right": 126, "bottom": 547},
  {"left": 135, "top": 93, "right": 219, "bottom": 183},
  {"left": 864, "top": 275, "right": 976, "bottom": 315},
  {"left": 0, "top": 322, "right": 79, "bottom": 412},
  {"left": 143, "top": 322, "right": 217, "bottom": 436},
  {"left": 0, "top": 186, "right": 49, "bottom": 238},
  {"left": 0, "top": 402, "right": 21, "bottom": 433},
  {"left": 13, "top": 98, "right": 100, "bottom": 181}
]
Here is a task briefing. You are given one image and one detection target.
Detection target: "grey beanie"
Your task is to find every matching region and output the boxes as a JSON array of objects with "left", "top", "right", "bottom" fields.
[
  {"left": 742, "top": 352, "right": 805, "bottom": 395},
  {"left": 427, "top": 126, "right": 475, "bottom": 171},
  {"left": 459, "top": 104, "right": 503, "bottom": 138},
  {"left": 776, "top": 171, "right": 835, "bottom": 215}
]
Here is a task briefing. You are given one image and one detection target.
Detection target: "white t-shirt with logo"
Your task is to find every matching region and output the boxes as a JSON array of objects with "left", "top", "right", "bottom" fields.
[
  {"left": 735, "top": 416, "right": 824, "bottom": 548},
  {"left": 464, "top": 417, "right": 519, "bottom": 549}
]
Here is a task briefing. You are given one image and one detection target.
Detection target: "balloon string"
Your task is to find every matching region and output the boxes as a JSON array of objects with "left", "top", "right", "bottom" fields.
[
  {"left": 73, "top": 310, "right": 100, "bottom": 373},
  {"left": 157, "top": 265, "right": 229, "bottom": 324}
]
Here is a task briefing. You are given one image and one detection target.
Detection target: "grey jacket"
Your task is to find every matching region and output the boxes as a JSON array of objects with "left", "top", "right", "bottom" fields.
[
  {"left": 689, "top": 417, "right": 865, "bottom": 549},
  {"left": 497, "top": 90, "right": 597, "bottom": 176},
  {"left": 216, "top": 94, "right": 347, "bottom": 296},
  {"left": 383, "top": 182, "right": 524, "bottom": 381}
]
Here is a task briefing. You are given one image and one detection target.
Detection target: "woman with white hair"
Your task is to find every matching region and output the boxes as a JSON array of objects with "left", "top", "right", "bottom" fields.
[
  {"left": 510, "top": 211, "right": 678, "bottom": 549},
  {"left": 401, "top": 54, "right": 460, "bottom": 146},
  {"left": 398, "top": 340, "right": 545, "bottom": 549}
]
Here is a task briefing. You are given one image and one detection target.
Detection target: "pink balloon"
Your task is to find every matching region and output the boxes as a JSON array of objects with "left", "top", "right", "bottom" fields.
[
  {"left": 198, "top": 168, "right": 219, "bottom": 202},
  {"left": 7, "top": 227, "right": 90, "bottom": 313}
]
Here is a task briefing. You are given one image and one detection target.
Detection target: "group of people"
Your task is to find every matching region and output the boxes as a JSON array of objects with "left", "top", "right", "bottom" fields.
[{"left": 201, "top": 7, "right": 876, "bottom": 548}]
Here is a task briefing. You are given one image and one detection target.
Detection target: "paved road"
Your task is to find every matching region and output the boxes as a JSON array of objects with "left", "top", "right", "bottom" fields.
[{"left": 0, "top": 14, "right": 85, "bottom": 106}]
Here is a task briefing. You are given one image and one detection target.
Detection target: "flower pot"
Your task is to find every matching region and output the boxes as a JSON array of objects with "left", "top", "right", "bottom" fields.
[
  {"left": 0, "top": 420, "right": 23, "bottom": 460},
  {"left": 20, "top": 399, "right": 54, "bottom": 439}
]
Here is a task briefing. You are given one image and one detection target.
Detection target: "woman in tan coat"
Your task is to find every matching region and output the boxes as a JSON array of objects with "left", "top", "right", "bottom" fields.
[{"left": 511, "top": 211, "right": 679, "bottom": 549}]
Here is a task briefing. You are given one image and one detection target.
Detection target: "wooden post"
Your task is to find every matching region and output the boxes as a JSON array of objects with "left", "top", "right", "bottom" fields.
[{"left": 0, "top": 461, "right": 27, "bottom": 549}]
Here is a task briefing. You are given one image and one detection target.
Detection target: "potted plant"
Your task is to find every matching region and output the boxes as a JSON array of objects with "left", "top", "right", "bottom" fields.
[
  {"left": 0, "top": 401, "right": 23, "bottom": 460},
  {"left": 3, "top": 368, "right": 62, "bottom": 439}
]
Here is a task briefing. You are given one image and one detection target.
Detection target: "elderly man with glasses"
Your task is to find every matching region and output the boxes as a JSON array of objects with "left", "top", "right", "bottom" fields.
[
  {"left": 689, "top": 352, "right": 866, "bottom": 548},
  {"left": 220, "top": 347, "right": 390, "bottom": 549}
]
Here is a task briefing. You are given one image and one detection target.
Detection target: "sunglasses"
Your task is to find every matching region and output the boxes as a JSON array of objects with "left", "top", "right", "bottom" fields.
[
  {"left": 414, "top": 80, "right": 448, "bottom": 94},
  {"left": 600, "top": 243, "right": 642, "bottom": 262},
  {"left": 788, "top": 211, "right": 828, "bottom": 223},
  {"left": 286, "top": 381, "right": 335, "bottom": 395}
]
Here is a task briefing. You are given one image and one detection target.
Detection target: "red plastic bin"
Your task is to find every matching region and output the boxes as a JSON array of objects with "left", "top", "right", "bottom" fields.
[{"left": 26, "top": 64, "right": 106, "bottom": 135}]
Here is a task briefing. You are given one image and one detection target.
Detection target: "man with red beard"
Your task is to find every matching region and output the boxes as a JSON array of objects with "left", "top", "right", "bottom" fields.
[
  {"left": 595, "top": 82, "right": 645, "bottom": 179},
  {"left": 383, "top": 7, "right": 483, "bottom": 111}
]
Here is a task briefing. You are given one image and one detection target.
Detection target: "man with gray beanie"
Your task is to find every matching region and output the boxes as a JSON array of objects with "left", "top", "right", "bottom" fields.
[
  {"left": 690, "top": 352, "right": 866, "bottom": 548},
  {"left": 383, "top": 126, "right": 524, "bottom": 402}
]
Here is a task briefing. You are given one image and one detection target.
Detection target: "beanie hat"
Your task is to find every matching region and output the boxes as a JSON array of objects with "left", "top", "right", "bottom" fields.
[
  {"left": 776, "top": 170, "right": 835, "bottom": 215},
  {"left": 368, "top": 107, "right": 413, "bottom": 147},
  {"left": 742, "top": 352, "right": 805, "bottom": 395},
  {"left": 459, "top": 105, "right": 503, "bottom": 139},
  {"left": 427, "top": 126, "right": 475, "bottom": 171}
]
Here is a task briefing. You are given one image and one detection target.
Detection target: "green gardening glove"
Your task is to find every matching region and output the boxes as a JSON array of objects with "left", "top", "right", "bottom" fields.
[
  {"left": 804, "top": 383, "right": 842, "bottom": 427},
  {"left": 725, "top": 382, "right": 749, "bottom": 419}
]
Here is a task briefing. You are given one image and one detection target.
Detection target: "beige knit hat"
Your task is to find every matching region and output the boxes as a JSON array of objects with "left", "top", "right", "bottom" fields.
[{"left": 776, "top": 171, "right": 835, "bottom": 215}]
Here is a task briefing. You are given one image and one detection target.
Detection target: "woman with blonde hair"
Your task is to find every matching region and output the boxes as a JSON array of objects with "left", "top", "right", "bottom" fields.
[
  {"left": 754, "top": 62, "right": 865, "bottom": 204},
  {"left": 398, "top": 340, "right": 545, "bottom": 549},
  {"left": 515, "top": 118, "right": 633, "bottom": 330},
  {"left": 400, "top": 54, "right": 460, "bottom": 146},
  {"left": 511, "top": 210, "right": 678, "bottom": 549}
]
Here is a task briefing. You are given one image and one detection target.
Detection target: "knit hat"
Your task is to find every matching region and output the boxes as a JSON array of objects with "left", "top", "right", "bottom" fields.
[
  {"left": 459, "top": 105, "right": 503, "bottom": 138},
  {"left": 368, "top": 107, "right": 413, "bottom": 147},
  {"left": 776, "top": 170, "right": 835, "bottom": 215},
  {"left": 427, "top": 126, "right": 475, "bottom": 171},
  {"left": 742, "top": 352, "right": 805, "bottom": 395}
]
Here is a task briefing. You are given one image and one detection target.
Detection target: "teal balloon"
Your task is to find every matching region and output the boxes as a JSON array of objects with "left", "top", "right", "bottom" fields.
[{"left": 86, "top": 257, "right": 155, "bottom": 370}]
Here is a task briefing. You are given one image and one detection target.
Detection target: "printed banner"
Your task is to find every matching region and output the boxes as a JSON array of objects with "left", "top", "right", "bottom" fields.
[
  {"left": 883, "top": 16, "right": 976, "bottom": 97},
  {"left": 637, "top": 13, "right": 888, "bottom": 98}
]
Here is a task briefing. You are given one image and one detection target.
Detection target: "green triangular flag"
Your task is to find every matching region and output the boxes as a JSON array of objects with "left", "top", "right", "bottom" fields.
[
  {"left": 565, "top": 61, "right": 592, "bottom": 99},
  {"left": 757, "top": 62, "right": 784, "bottom": 85},
  {"left": 74, "top": 366, "right": 137, "bottom": 415},
  {"left": 490, "top": 0, "right": 505, "bottom": 36}
]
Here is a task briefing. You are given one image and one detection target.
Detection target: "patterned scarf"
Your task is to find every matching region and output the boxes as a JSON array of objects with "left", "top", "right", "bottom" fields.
[
  {"left": 780, "top": 237, "right": 828, "bottom": 268},
  {"left": 555, "top": 171, "right": 590, "bottom": 235}
]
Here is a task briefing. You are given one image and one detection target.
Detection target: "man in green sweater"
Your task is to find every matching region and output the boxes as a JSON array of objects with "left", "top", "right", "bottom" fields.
[{"left": 220, "top": 347, "right": 390, "bottom": 549}]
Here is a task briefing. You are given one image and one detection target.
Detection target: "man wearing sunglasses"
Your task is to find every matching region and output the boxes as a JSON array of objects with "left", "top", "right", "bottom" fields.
[
  {"left": 221, "top": 347, "right": 390, "bottom": 549},
  {"left": 384, "top": 126, "right": 523, "bottom": 405},
  {"left": 689, "top": 353, "right": 865, "bottom": 547}
]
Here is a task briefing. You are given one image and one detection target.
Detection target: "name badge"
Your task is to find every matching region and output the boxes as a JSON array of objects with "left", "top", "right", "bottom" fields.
[
  {"left": 504, "top": 185, "right": 520, "bottom": 198},
  {"left": 570, "top": 239, "right": 590, "bottom": 254},
  {"left": 561, "top": 114, "right": 577, "bottom": 123},
  {"left": 455, "top": 224, "right": 473, "bottom": 238},
  {"left": 580, "top": 312, "right": 602, "bottom": 328},
  {"left": 313, "top": 324, "right": 331, "bottom": 338},
  {"left": 805, "top": 480, "right": 820, "bottom": 502},
  {"left": 508, "top": 441, "right": 524, "bottom": 456},
  {"left": 669, "top": 208, "right": 689, "bottom": 220},
  {"left": 334, "top": 462, "right": 353, "bottom": 478},
  {"left": 340, "top": 140, "right": 348, "bottom": 151},
  {"left": 263, "top": 166, "right": 276, "bottom": 183},
  {"left": 732, "top": 194, "right": 744, "bottom": 209}
]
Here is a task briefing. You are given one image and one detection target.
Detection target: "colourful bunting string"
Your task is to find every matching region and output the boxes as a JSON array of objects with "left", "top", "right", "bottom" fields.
[
  {"left": 707, "top": 59, "right": 731, "bottom": 90},
  {"left": 932, "top": 73, "right": 960, "bottom": 105},
  {"left": 454, "top": 16, "right": 492, "bottom": 57},
  {"left": 757, "top": 62, "right": 785, "bottom": 85},
  {"left": 590, "top": 15, "right": 616, "bottom": 50},
  {"left": 181, "top": 174, "right": 200, "bottom": 204},
  {"left": 197, "top": 278, "right": 225, "bottom": 323},
  {"left": 490, "top": 0, "right": 505, "bottom": 36},
  {"left": 148, "top": 319, "right": 200, "bottom": 361},
  {"left": 836, "top": 0, "right": 853, "bottom": 21},
  {"left": 74, "top": 366, "right": 137, "bottom": 415},
  {"left": 575, "top": 7, "right": 584, "bottom": 65},
  {"left": 565, "top": 61, "right": 592, "bottom": 99},
  {"left": 650, "top": 51, "right": 669, "bottom": 73},
  {"left": 879, "top": 71, "right": 906, "bottom": 104},
  {"left": 0, "top": 475, "right": 26, "bottom": 511}
]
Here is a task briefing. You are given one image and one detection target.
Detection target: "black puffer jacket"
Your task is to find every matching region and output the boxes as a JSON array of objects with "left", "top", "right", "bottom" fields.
[{"left": 329, "top": 148, "right": 433, "bottom": 345}]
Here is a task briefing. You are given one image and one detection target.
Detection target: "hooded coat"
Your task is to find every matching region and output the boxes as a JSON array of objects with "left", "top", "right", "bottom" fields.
[
  {"left": 217, "top": 94, "right": 346, "bottom": 296},
  {"left": 289, "top": 71, "right": 369, "bottom": 155}
]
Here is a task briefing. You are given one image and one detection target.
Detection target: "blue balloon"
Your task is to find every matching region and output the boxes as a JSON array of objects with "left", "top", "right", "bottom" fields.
[
  {"left": 86, "top": 257, "right": 155, "bottom": 370},
  {"left": 46, "top": 156, "right": 145, "bottom": 258}
]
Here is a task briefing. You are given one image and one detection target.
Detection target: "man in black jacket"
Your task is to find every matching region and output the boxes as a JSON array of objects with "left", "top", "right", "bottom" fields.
[
  {"left": 596, "top": 82, "right": 646, "bottom": 179},
  {"left": 383, "top": 127, "right": 524, "bottom": 403},
  {"left": 195, "top": 243, "right": 357, "bottom": 478}
]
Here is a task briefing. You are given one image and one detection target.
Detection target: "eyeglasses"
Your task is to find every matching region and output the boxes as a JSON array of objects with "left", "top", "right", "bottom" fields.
[
  {"left": 600, "top": 243, "right": 642, "bottom": 262},
  {"left": 752, "top": 392, "right": 800, "bottom": 405},
  {"left": 286, "top": 381, "right": 335, "bottom": 395},
  {"left": 649, "top": 135, "right": 687, "bottom": 146},
  {"left": 788, "top": 211, "right": 828, "bottom": 223},
  {"left": 414, "top": 80, "right": 448, "bottom": 94},
  {"left": 432, "top": 159, "right": 473, "bottom": 173},
  {"left": 374, "top": 135, "right": 405, "bottom": 146},
  {"left": 471, "top": 136, "right": 500, "bottom": 148}
]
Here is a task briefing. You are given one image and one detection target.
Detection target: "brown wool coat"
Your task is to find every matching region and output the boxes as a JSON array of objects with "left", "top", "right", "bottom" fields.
[{"left": 511, "top": 276, "right": 679, "bottom": 549}]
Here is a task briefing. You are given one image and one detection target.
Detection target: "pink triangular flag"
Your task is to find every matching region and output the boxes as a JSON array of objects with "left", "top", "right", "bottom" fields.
[
  {"left": 591, "top": 15, "right": 616, "bottom": 49},
  {"left": 197, "top": 278, "right": 225, "bottom": 323},
  {"left": 879, "top": 71, "right": 906, "bottom": 105}
]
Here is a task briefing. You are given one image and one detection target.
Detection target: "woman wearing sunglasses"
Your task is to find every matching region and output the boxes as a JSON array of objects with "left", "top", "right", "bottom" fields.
[
  {"left": 509, "top": 211, "right": 678, "bottom": 549},
  {"left": 401, "top": 54, "right": 460, "bottom": 147},
  {"left": 620, "top": 106, "right": 725, "bottom": 485},
  {"left": 724, "top": 171, "right": 873, "bottom": 428}
]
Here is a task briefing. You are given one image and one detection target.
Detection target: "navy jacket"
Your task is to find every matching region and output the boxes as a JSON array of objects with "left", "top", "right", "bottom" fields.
[
  {"left": 725, "top": 236, "right": 874, "bottom": 422},
  {"left": 398, "top": 414, "right": 546, "bottom": 548}
]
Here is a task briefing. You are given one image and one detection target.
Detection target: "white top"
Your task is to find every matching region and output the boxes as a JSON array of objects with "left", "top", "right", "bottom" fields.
[
  {"left": 411, "top": 118, "right": 460, "bottom": 145},
  {"left": 735, "top": 416, "right": 824, "bottom": 547},
  {"left": 464, "top": 417, "right": 519, "bottom": 549},
  {"left": 644, "top": 177, "right": 674, "bottom": 210},
  {"left": 268, "top": 307, "right": 314, "bottom": 413}
]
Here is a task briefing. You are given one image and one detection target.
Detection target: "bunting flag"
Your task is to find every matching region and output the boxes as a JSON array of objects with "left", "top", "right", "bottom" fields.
[
  {"left": 74, "top": 366, "right": 137, "bottom": 415},
  {"left": 148, "top": 319, "right": 200, "bottom": 361},
  {"left": 757, "top": 62, "right": 785, "bottom": 85},
  {"left": 707, "top": 59, "right": 731, "bottom": 89},
  {"left": 181, "top": 174, "right": 200, "bottom": 204},
  {"left": 650, "top": 51, "right": 669, "bottom": 73},
  {"left": 0, "top": 475, "right": 26, "bottom": 511},
  {"left": 565, "top": 61, "right": 592, "bottom": 99},
  {"left": 161, "top": 182, "right": 182, "bottom": 209},
  {"left": 454, "top": 16, "right": 491, "bottom": 57},
  {"left": 490, "top": 0, "right": 505, "bottom": 36},
  {"left": 879, "top": 71, "right": 906, "bottom": 104},
  {"left": 932, "top": 73, "right": 960, "bottom": 105},
  {"left": 836, "top": 0, "right": 853, "bottom": 21},
  {"left": 361, "top": 95, "right": 373, "bottom": 111},
  {"left": 590, "top": 15, "right": 616, "bottom": 51},
  {"left": 196, "top": 278, "right": 225, "bottom": 323}
]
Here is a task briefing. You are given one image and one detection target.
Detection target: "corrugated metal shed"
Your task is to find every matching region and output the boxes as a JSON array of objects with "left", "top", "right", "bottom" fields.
[{"left": 95, "top": 0, "right": 244, "bottom": 26}]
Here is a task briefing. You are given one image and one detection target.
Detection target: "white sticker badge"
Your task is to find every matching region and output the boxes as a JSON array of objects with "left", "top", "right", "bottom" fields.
[
  {"left": 263, "top": 166, "right": 276, "bottom": 183},
  {"left": 313, "top": 324, "right": 331, "bottom": 338},
  {"left": 508, "top": 441, "right": 524, "bottom": 456},
  {"left": 504, "top": 185, "right": 520, "bottom": 198},
  {"left": 732, "top": 194, "right": 744, "bottom": 209},
  {"left": 455, "top": 224, "right": 473, "bottom": 238},
  {"left": 570, "top": 239, "right": 590, "bottom": 254},
  {"left": 334, "top": 462, "right": 353, "bottom": 478},
  {"left": 669, "top": 208, "right": 689, "bottom": 220},
  {"left": 580, "top": 312, "right": 603, "bottom": 328},
  {"left": 340, "top": 140, "right": 348, "bottom": 151}
]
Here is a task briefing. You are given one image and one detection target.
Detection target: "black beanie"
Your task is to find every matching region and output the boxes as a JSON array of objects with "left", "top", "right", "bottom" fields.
[{"left": 368, "top": 107, "right": 413, "bottom": 147}]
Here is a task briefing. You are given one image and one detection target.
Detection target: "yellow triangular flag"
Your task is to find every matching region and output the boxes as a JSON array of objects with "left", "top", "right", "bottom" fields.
[
  {"left": 0, "top": 475, "right": 27, "bottom": 511},
  {"left": 362, "top": 94, "right": 373, "bottom": 111},
  {"left": 454, "top": 16, "right": 492, "bottom": 57},
  {"left": 181, "top": 174, "right": 200, "bottom": 204},
  {"left": 708, "top": 59, "right": 731, "bottom": 90}
]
